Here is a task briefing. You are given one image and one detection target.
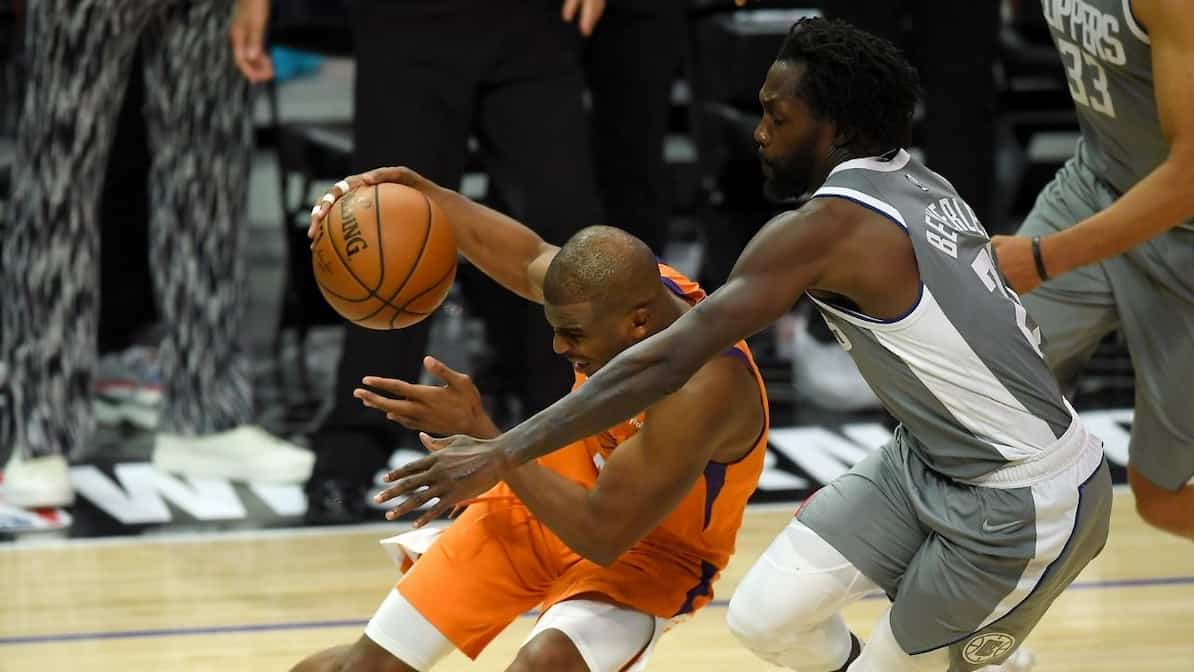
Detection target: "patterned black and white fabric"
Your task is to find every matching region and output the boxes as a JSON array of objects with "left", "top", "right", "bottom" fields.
[{"left": 1, "top": 0, "right": 253, "bottom": 459}]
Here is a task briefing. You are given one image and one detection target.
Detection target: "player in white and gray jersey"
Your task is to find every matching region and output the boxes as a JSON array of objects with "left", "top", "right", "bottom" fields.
[
  {"left": 993, "top": 0, "right": 1194, "bottom": 541},
  {"left": 374, "top": 18, "right": 1111, "bottom": 671}
]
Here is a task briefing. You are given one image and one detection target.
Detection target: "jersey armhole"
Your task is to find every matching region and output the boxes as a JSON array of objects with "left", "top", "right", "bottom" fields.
[
  {"left": 1124, "top": 0, "right": 1150, "bottom": 44},
  {"left": 708, "top": 347, "right": 767, "bottom": 467}
]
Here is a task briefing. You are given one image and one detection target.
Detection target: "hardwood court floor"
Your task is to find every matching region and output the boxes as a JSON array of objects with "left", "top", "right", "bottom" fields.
[{"left": 2, "top": 489, "right": 1192, "bottom": 671}]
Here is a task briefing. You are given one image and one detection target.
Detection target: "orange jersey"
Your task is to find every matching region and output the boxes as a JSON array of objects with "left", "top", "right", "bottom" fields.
[
  {"left": 538, "top": 264, "right": 770, "bottom": 616},
  {"left": 396, "top": 264, "right": 769, "bottom": 658}
]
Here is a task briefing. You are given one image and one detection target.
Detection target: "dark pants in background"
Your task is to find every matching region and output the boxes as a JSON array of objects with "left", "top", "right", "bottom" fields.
[
  {"left": 585, "top": 0, "right": 686, "bottom": 255},
  {"left": 99, "top": 50, "right": 156, "bottom": 355},
  {"left": 305, "top": 0, "right": 603, "bottom": 501},
  {"left": 825, "top": 0, "right": 1002, "bottom": 232}
]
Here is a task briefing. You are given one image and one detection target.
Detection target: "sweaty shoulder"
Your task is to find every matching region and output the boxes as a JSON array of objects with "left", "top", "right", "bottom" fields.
[
  {"left": 806, "top": 186, "right": 900, "bottom": 237},
  {"left": 804, "top": 190, "right": 919, "bottom": 313},
  {"left": 787, "top": 195, "right": 868, "bottom": 236},
  {"left": 782, "top": 194, "right": 898, "bottom": 267}
]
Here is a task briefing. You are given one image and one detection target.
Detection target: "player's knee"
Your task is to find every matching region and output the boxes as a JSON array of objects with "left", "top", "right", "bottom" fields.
[
  {"left": 726, "top": 568, "right": 834, "bottom": 651},
  {"left": 1134, "top": 488, "right": 1193, "bottom": 537},
  {"left": 726, "top": 590, "right": 782, "bottom": 653},
  {"left": 508, "top": 629, "right": 588, "bottom": 672}
]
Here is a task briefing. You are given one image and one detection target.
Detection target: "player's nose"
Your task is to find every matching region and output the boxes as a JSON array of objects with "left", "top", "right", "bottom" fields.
[{"left": 552, "top": 334, "right": 570, "bottom": 356}]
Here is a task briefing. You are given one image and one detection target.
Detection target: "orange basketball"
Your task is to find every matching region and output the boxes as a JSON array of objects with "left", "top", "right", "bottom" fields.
[{"left": 311, "top": 183, "right": 457, "bottom": 330}]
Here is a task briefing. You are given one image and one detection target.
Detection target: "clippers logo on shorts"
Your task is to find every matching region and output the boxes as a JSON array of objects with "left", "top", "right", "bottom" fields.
[{"left": 962, "top": 632, "right": 1016, "bottom": 665}]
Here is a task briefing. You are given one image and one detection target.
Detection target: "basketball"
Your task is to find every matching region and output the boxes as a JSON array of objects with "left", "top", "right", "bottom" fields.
[{"left": 311, "top": 183, "right": 457, "bottom": 330}]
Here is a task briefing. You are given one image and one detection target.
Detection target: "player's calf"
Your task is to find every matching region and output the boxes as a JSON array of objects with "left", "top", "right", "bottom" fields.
[
  {"left": 1129, "top": 466, "right": 1194, "bottom": 541},
  {"left": 506, "top": 629, "right": 590, "bottom": 672},
  {"left": 289, "top": 644, "right": 351, "bottom": 672},
  {"left": 290, "top": 637, "right": 419, "bottom": 672}
]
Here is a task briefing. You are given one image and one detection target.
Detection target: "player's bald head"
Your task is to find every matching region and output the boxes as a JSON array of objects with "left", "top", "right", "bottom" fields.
[{"left": 543, "top": 226, "right": 661, "bottom": 311}]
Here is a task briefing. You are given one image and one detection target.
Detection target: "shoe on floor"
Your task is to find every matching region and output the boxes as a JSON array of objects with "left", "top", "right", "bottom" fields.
[
  {"left": 0, "top": 451, "right": 74, "bottom": 508},
  {"left": 980, "top": 646, "right": 1036, "bottom": 671},
  {"left": 304, "top": 478, "right": 371, "bottom": 526},
  {"left": 152, "top": 426, "right": 314, "bottom": 484},
  {"left": 0, "top": 500, "right": 73, "bottom": 532},
  {"left": 791, "top": 315, "right": 882, "bottom": 412},
  {"left": 94, "top": 345, "right": 162, "bottom": 430}
]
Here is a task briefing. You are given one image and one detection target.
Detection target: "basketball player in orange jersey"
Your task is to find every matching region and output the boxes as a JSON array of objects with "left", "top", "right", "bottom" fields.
[
  {"left": 292, "top": 170, "right": 769, "bottom": 672},
  {"left": 374, "top": 18, "right": 1111, "bottom": 671}
]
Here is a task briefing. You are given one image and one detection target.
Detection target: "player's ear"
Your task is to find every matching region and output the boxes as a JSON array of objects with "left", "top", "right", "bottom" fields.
[
  {"left": 630, "top": 305, "right": 651, "bottom": 337},
  {"left": 830, "top": 123, "right": 855, "bottom": 154}
]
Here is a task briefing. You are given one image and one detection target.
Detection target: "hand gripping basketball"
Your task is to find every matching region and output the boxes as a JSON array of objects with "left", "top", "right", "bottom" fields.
[
  {"left": 308, "top": 166, "right": 457, "bottom": 330},
  {"left": 308, "top": 166, "right": 430, "bottom": 240}
]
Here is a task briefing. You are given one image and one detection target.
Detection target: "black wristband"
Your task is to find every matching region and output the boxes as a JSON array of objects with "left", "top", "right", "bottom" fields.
[{"left": 1031, "top": 236, "right": 1049, "bottom": 281}]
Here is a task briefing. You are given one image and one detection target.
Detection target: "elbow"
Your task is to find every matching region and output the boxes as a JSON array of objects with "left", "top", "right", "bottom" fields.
[
  {"left": 580, "top": 538, "right": 630, "bottom": 568},
  {"left": 1168, "top": 145, "right": 1194, "bottom": 206},
  {"left": 583, "top": 549, "right": 619, "bottom": 568},
  {"left": 626, "top": 345, "right": 697, "bottom": 398},
  {"left": 574, "top": 518, "right": 634, "bottom": 567}
]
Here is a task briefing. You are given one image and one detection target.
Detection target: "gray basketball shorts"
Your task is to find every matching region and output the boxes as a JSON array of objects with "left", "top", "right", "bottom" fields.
[
  {"left": 797, "top": 428, "right": 1111, "bottom": 671},
  {"left": 1016, "top": 157, "right": 1194, "bottom": 490}
]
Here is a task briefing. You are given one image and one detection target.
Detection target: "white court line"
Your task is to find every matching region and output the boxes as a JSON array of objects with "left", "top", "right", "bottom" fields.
[
  {"left": 0, "top": 520, "right": 403, "bottom": 552},
  {"left": 0, "top": 484, "right": 1134, "bottom": 553}
]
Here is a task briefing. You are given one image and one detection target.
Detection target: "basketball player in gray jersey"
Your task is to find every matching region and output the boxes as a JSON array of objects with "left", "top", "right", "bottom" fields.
[
  {"left": 993, "top": 0, "right": 1194, "bottom": 542},
  {"left": 371, "top": 18, "right": 1110, "bottom": 671}
]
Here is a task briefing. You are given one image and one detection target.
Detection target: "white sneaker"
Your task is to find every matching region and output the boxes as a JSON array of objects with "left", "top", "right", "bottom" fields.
[
  {"left": 152, "top": 426, "right": 315, "bottom": 484},
  {"left": 0, "top": 500, "right": 73, "bottom": 532},
  {"left": 791, "top": 315, "right": 882, "bottom": 412},
  {"left": 0, "top": 451, "right": 74, "bottom": 508},
  {"left": 981, "top": 646, "right": 1036, "bottom": 671}
]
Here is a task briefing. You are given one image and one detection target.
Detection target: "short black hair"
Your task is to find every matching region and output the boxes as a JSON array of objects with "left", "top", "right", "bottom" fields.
[
  {"left": 543, "top": 226, "right": 660, "bottom": 310},
  {"left": 775, "top": 17, "right": 921, "bottom": 155}
]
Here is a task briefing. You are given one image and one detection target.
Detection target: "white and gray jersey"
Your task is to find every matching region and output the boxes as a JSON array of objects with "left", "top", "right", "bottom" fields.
[
  {"left": 807, "top": 150, "right": 1078, "bottom": 481},
  {"left": 1041, "top": 0, "right": 1192, "bottom": 229}
]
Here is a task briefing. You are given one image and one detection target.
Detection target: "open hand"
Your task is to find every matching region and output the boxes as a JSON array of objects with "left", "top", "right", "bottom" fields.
[
  {"left": 354, "top": 356, "right": 497, "bottom": 438},
  {"left": 307, "top": 166, "right": 432, "bottom": 240},
  {"left": 374, "top": 432, "right": 511, "bottom": 526}
]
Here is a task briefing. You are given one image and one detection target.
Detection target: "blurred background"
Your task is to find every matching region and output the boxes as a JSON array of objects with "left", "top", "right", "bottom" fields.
[{"left": 0, "top": 0, "right": 1135, "bottom": 538}]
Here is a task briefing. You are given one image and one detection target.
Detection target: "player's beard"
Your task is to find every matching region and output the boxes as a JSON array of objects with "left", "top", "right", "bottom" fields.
[{"left": 761, "top": 140, "right": 821, "bottom": 202}]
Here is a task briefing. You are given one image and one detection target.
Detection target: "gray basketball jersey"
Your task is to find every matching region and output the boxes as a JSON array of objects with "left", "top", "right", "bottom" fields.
[
  {"left": 807, "top": 150, "right": 1077, "bottom": 481},
  {"left": 1041, "top": 0, "right": 1192, "bottom": 229}
]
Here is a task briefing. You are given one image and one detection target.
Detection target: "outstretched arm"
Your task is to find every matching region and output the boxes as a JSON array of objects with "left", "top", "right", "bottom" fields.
[
  {"left": 995, "top": 0, "right": 1194, "bottom": 291},
  {"left": 496, "top": 354, "right": 759, "bottom": 565},
  {"left": 309, "top": 167, "right": 559, "bottom": 303},
  {"left": 382, "top": 200, "right": 854, "bottom": 525},
  {"left": 376, "top": 353, "right": 762, "bottom": 564},
  {"left": 495, "top": 202, "right": 842, "bottom": 467}
]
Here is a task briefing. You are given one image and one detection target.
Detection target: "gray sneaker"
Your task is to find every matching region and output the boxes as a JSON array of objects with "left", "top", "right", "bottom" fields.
[{"left": 94, "top": 346, "right": 162, "bottom": 430}]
